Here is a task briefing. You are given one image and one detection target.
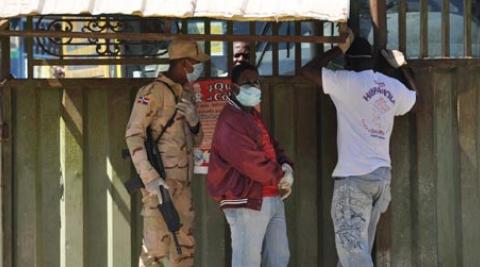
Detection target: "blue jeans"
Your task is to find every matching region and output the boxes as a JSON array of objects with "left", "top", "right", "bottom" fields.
[
  {"left": 331, "top": 167, "right": 392, "bottom": 267},
  {"left": 223, "top": 197, "right": 290, "bottom": 267}
]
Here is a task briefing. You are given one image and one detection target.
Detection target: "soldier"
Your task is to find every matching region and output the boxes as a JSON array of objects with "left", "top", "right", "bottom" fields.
[{"left": 126, "top": 40, "right": 209, "bottom": 267}]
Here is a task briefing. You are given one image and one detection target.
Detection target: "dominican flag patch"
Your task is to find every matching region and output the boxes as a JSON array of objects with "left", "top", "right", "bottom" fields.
[{"left": 137, "top": 96, "right": 150, "bottom": 105}]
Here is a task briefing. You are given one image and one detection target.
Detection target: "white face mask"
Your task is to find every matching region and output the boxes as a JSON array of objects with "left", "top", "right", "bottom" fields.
[
  {"left": 186, "top": 62, "right": 204, "bottom": 82},
  {"left": 236, "top": 85, "right": 262, "bottom": 107}
]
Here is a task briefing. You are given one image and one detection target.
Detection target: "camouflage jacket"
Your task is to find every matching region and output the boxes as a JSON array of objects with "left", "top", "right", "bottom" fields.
[{"left": 125, "top": 75, "right": 203, "bottom": 184}]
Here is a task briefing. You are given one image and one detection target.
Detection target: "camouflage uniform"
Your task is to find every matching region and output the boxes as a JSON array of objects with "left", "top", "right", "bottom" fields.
[{"left": 126, "top": 74, "right": 203, "bottom": 267}]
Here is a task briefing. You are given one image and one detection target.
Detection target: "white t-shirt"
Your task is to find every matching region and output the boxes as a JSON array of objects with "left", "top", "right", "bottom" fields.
[{"left": 322, "top": 68, "right": 416, "bottom": 177}]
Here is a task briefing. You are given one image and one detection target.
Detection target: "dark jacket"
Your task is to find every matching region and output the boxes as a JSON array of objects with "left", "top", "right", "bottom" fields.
[{"left": 206, "top": 99, "right": 293, "bottom": 210}]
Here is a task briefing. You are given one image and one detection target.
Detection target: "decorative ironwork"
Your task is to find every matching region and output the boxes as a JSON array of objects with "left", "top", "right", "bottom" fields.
[{"left": 33, "top": 15, "right": 171, "bottom": 58}]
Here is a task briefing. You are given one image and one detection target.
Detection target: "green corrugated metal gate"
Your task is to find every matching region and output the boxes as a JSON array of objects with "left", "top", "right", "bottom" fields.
[{"left": 1, "top": 65, "right": 480, "bottom": 267}]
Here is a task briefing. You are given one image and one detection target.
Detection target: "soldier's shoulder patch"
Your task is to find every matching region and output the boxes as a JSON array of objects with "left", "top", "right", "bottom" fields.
[{"left": 137, "top": 96, "right": 150, "bottom": 105}]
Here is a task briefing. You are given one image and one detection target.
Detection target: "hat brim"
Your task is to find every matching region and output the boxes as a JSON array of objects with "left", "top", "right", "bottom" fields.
[{"left": 191, "top": 52, "right": 210, "bottom": 62}]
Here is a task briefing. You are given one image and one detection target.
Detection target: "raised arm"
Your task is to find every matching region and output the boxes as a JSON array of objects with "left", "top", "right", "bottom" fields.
[
  {"left": 301, "top": 28, "right": 354, "bottom": 87},
  {"left": 381, "top": 49, "right": 422, "bottom": 112}
]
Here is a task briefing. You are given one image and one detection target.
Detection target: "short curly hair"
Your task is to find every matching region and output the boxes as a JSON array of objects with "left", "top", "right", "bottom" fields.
[{"left": 231, "top": 62, "right": 258, "bottom": 84}]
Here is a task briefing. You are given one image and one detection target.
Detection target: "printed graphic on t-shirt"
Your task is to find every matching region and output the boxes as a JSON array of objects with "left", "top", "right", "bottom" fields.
[{"left": 361, "top": 81, "right": 395, "bottom": 140}]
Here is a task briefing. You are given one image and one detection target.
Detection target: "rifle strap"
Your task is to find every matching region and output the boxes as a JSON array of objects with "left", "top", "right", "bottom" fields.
[{"left": 153, "top": 79, "right": 179, "bottom": 144}]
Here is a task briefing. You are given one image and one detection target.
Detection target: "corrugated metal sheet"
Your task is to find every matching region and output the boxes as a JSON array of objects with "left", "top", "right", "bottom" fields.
[{"left": 0, "top": 0, "right": 349, "bottom": 21}]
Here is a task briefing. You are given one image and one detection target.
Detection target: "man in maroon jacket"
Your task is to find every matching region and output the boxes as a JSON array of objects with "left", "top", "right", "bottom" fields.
[{"left": 207, "top": 63, "right": 294, "bottom": 267}]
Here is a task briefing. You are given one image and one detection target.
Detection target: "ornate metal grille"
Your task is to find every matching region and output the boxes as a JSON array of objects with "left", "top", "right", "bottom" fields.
[{"left": 33, "top": 15, "right": 172, "bottom": 58}]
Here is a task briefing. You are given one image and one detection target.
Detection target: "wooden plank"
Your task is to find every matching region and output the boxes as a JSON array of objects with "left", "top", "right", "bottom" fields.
[
  {"left": 386, "top": 114, "right": 414, "bottom": 266},
  {"left": 226, "top": 21, "right": 233, "bottom": 75},
  {"left": 26, "top": 17, "right": 33, "bottom": 78},
  {"left": 1, "top": 33, "right": 13, "bottom": 267},
  {"left": 272, "top": 23, "right": 279, "bottom": 76},
  {"left": 376, "top": 112, "right": 417, "bottom": 265},
  {"left": 413, "top": 67, "right": 438, "bottom": 266},
  {"left": 32, "top": 58, "right": 170, "bottom": 66},
  {"left": 13, "top": 82, "right": 40, "bottom": 267},
  {"left": 349, "top": 0, "right": 361, "bottom": 34},
  {"left": 409, "top": 58, "right": 480, "bottom": 68},
  {"left": 249, "top": 22, "right": 256, "bottom": 64},
  {"left": 38, "top": 88, "right": 62, "bottom": 267},
  {"left": 106, "top": 85, "right": 133, "bottom": 267},
  {"left": 433, "top": 68, "right": 461, "bottom": 267},
  {"left": 0, "top": 30, "right": 347, "bottom": 44},
  {"left": 204, "top": 20, "right": 212, "bottom": 78},
  {"left": 399, "top": 0, "right": 407, "bottom": 53},
  {"left": 465, "top": 0, "right": 472, "bottom": 57},
  {"left": 9, "top": 78, "right": 151, "bottom": 90},
  {"left": 458, "top": 67, "right": 480, "bottom": 266},
  {"left": 271, "top": 78, "right": 296, "bottom": 266},
  {"left": 420, "top": 0, "right": 429, "bottom": 58},
  {"left": 317, "top": 84, "right": 337, "bottom": 267},
  {"left": 127, "top": 86, "right": 143, "bottom": 267},
  {"left": 84, "top": 87, "right": 109, "bottom": 267},
  {"left": 374, "top": 209, "right": 391, "bottom": 266},
  {"left": 369, "top": 0, "right": 387, "bottom": 51},
  {"left": 441, "top": 0, "right": 450, "bottom": 57},
  {"left": 294, "top": 22, "right": 301, "bottom": 74},
  {"left": 192, "top": 175, "right": 226, "bottom": 267},
  {"left": 294, "top": 81, "right": 318, "bottom": 266},
  {"left": 313, "top": 21, "right": 324, "bottom": 54},
  {"left": 60, "top": 88, "right": 84, "bottom": 267}
]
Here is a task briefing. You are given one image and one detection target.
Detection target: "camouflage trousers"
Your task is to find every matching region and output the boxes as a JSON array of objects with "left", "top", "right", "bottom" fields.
[
  {"left": 139, "top": 179, "right": 195, "bottom": 267},
  {"left": 331, "top": 167, "right": 391, "bottom": 267}
]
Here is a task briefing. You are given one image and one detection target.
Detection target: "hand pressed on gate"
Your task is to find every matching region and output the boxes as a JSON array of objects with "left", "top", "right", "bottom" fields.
[
  {"left": 338, "top": 26, "right": 355, "bottom": 54},
  {"left": 381, "top": 49, "right": 406, "bottom": 69},
  {"left": 301, "top": 26, "right": 354, "bottom": 87},
  {"left": 381, "top": 49, "right": 421, "bottom": 112}
]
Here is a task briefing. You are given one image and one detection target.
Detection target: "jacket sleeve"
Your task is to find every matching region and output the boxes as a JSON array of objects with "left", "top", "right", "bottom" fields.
[
  {"left": 213, "top": 121, "right": 284, "bottom": 185},
  {"left": 125, "top": 84, "right": 163, "bottom": 184}
]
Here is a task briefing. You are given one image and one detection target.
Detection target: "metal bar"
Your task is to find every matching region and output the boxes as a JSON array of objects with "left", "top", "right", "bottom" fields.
[
  {"left": 256, "top": 23, "right": 272, "bottom": 68},
  {"left": 227, "top": 21, "right": 233, "bottom": 75},
  {"left": 370, "top": 0, "right": 387, "bottom": 51},
  {"left": 9, "top": 78, "right": 154, "bottom": 88},
  {"left": 314, "top": 21, "right": 324, "bottom": 55},
  {"left": 181, "top": 19, "right": 188, "bottom": 34},
  {"left": 204, "top": 20, "right": 211, "bottom": 77},
  {"left": 0, "top": 30, "right": 346, "bottom": 44},
  {"left": 31, "top": 58, "right": 170, "bottom": 66},
  {"left": 465, "top": 0, "right": 472, "bottom": 57},
  {"left": 272, "top": 22, "right": 279, "bottom": 76},
  {"left": 349, "top": 0, "right": 361, "bottom": 34},
  {"left": 408, "top": 58, "right": 480, "bottom": 67},
  {"left": 26, "top": 17, "right": 34, "bottom": 79},
  {"left": 399, "top": 0, "right": 407, "bottom": 53},
  {"left": 295, "top": 22, "right": 302, "bottom": 75},
  {"left": 249, "top": 22, "right": 256, "bottom": 64},
  {"left": 420, "top": 0, "right": 428, "bottom": 58},
  {"left": 442, "top": 0, "right": 450, "bottom": 57}
]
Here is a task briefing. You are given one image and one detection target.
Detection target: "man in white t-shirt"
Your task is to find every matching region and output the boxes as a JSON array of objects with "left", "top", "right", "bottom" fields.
[{"left": 302, "top": 29, "right": 418, "bottom": 267}]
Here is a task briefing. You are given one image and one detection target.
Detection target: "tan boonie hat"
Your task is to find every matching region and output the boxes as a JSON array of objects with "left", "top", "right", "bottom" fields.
[{"left": 168, "top": 40, "right": 210, "bottom": 62}]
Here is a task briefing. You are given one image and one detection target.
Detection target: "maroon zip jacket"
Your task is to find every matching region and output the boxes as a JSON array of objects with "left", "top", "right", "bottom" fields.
[{"left": 206, "top": 99, "right": 293, "bottom": 210}]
